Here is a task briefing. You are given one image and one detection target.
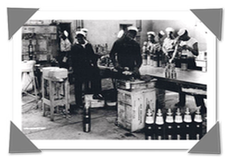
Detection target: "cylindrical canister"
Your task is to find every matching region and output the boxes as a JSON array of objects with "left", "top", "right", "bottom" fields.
[
  {"left": 155, "top": 109, "right": 164, "bottom": 140},
  {"left": 194, "top": 109, "right": 203, "bottom": 140},
  {"left": 145, "top": 108, "right": 155, "bottom": 140},
  {"left": 165, "top": 109, "right": 174, "bottom": 140},
  {"left": 83, "top": 101, "right": 91, "bottom": 132},
  {"left": 184, "top": 108, "right": 193, "bottom": 140},
  {"left": 175, "top": 108, "right": 184, "bottom": 140}
]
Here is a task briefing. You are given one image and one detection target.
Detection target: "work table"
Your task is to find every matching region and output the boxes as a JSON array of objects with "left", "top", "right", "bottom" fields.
[{"left": 139, "top": 65, "right": 207, "bottom": 99}]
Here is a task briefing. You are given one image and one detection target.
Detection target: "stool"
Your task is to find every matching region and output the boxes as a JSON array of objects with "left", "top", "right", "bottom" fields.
[
  {"left": 41, "top": 68, "right": 70, "bottom": 121},
  {"left": 21, "top": 60, "right": 38, "bottom": 106}
]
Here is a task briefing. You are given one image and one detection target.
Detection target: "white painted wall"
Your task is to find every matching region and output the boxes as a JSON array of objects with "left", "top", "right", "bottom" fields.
[
  {"left": 24, "top": 19, "right": 208, "bottom": 53},
  {"left": 83, "top": 20, "right": 136, "bottom": 51}
]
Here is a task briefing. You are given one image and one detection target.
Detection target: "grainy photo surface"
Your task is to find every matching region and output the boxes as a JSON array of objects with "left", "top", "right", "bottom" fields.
[{"left": 21, "top": 19, "right": 208, "bottom": 141}]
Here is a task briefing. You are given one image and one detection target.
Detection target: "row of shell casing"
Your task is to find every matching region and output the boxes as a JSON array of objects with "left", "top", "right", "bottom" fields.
[{"left": 145, "top": 107, "right": 204, "bottom": 140}]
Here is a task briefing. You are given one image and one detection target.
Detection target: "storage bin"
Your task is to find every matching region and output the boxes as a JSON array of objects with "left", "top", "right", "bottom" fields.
[{"left": 117, "top": 88, "right": 156, "bottom": 132}]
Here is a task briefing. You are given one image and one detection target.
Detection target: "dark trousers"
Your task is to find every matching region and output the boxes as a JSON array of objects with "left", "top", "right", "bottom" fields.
[
  {"left": 176, "top": 58, "right": 205, "bottom": 107},
  {"left": 73, "top": 67, "right": 102, "bottom": 107},
  {"left": 58, "top": 51, "right": 70, "bottom": 69},
  {"left": 175, "top": 57, "right": 196, "bottom": 70},
  {"left": 179, "top": 93, "right": 205, "bottom": 107}
]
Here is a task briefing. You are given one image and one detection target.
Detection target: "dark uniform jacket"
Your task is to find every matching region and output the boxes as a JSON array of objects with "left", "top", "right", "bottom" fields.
[
  {"left": 110, "top": 36, "right": 142, "bottom": 71},
  {"left": 70, "top": 43, "right": 99, "bottom": 79}
]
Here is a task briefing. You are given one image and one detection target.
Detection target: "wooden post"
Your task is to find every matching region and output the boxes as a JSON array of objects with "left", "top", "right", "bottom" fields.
[
  {"left": 42, "top": 76, "right": 46, "bottom": 116},
  {"left": 49, "top": 80, "right": 54, "bottom": 121},
  {"left": 65, "top": 78, "right": 69, "bottom": 113}
]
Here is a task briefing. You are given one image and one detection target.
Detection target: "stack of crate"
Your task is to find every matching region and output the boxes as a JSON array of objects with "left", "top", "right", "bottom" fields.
[{"left": 117, "top": 80, "right": 156, "bottom": 132}]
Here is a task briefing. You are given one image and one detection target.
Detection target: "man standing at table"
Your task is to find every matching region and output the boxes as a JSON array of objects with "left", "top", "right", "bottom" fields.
[
  {"left": 147, "top": 31, "right": 162, "bottom": 67},
  {"left": 70, "top": 31, "right": 103, "bottom": 112},
  {"left": 169, "top": 28, "right": 206, "bottom": 113},
  {"left": 162, "top": 27, "right": 176, "bottom": 64},
  {"left": 169, "top": 28, "right": 199, "bottom": 69},
  {"left": 109, "top": 26, "right": 142, "bottom": 80}
]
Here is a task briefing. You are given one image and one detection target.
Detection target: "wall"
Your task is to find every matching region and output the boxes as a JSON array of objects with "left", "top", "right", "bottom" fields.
[
  {"left": 83, "top": 19, "right": 208, "bottom": 52},
  {"left": 26, "top": 20, "right": 137, "bottom": 51},
  {"left": 83, "top": 20, "right": 136, "bottom": 51},
  {"left": 24, "top": 19, "right": 208, "bottom": 55},
  {"left": 140, "top": 20, "right": 152, "bottom": 47},
  {"left": 24, "top": 19, "right": 138, "bottom": 54}
]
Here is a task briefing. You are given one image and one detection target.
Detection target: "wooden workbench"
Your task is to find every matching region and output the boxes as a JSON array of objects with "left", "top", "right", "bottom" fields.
[{"left": 139, "top": 65, "right": 207, "bottom": 98}]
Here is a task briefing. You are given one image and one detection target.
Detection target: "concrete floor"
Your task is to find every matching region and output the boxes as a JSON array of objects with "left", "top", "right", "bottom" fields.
[{"left": 22, "top": 78, "right": 207, "bottom": 140}]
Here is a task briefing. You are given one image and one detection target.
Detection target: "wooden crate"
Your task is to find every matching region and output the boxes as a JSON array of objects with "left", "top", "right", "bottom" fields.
[
  {"left": 117, "top": 79, "right": 155, "bottom": 91},
  {"left": 117, "top": 88, "right": 156, "bottom": 132}
]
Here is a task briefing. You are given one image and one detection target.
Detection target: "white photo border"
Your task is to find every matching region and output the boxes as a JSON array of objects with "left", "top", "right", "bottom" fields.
[{"left": 12, "top": 9, "right": 217, "bottom": 150}]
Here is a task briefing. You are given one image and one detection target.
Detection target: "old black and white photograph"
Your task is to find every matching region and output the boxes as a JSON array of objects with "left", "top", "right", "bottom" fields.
[{"left": 20, "top": 16, "right": 213, "bottom": 145}]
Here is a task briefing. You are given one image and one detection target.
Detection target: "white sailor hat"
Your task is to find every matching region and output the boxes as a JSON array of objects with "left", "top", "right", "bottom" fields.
[
  {"left": 165, "top": 27, "right": 174, "bottom": 33},
  {"left": 117, "top": 30, "right": 124, "bottom": 38},
  {"left": 75, "top": 31, "right": 86, "bottom": 37},
  {"left": 81, "top": 28, "right": 88, "bottom": 33},
  {"left": 63, "top": 30, "right": 69, "bottom": 37},
  {"left": 159, "top": 30, "right": 165, "bottom": 36},
  {"left": 177, "top": 28, "right": 187, "bottom": 36},
  {"left": 127, "top": 26, "right": 138, "bottom": 32},
  {"left": 147, "top": 31, "right": 156, "bottom": 36}
]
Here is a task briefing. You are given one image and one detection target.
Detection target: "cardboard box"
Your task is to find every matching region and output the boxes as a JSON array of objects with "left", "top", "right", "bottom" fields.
[{"left": 117, "top": 88, "right": 156, "bottom": 132}]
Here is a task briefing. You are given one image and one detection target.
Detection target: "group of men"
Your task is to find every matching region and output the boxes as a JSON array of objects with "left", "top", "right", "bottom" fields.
[
  {"left": 143, "top": 27, "right": 206, "bottom": 113},
  {"left": 58, "top": 25, "right": 205, "bottom": 114},
  {"left": 143, "top": 27, "right": 199, "bottom": 69},
  {"left": 58, "top": 26, "right": 142, "bottom": 113}
]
